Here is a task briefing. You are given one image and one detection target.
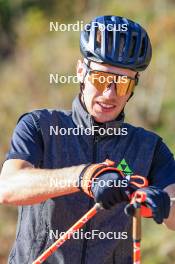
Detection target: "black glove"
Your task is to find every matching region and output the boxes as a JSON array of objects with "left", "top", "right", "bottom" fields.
[
  {"left": 78, "top": 159, "right": 130, "bottom": 209},
  {"left": 91, "top": 171, "right": 129, "bottom": 209},
  {"left": 125, "top": 186, "right": 170, "bottom": 224}
]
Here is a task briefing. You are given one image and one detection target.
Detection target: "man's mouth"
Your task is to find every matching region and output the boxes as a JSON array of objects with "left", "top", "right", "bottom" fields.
[
  {"left": 95, "top": 102, "right": 117, "bottom": 113},
  {"left": 97, "top": 102, "right": 116, "bottom": 110}
]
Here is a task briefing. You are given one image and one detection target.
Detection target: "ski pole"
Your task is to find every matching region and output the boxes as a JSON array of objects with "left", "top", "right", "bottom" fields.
[
  {"left": 132, "top": 196, "right": 175, "bottom": 264},
  {"left": 128, "top": 176, "right": 148, "bottom": 264},
  {"left": 33, "top": 175, "right": 147, "bottom": 263},
  {"left": 33, "top": 184, "right": 175, "bottom": 263},
  {"left": 170, "top": 197, "right": 175, "bottom": 203},
  {"left": 32, "top": 203, "right": 103, "bottom": 264},
  {"left": 133, "top": 205, "right": 141, "bottom": 264},
  {"left": 125, "top": 191, "right": 147, "bottom": 264},
  {"left": 126, "top": 195, "right": 175, "bottom": 264}
]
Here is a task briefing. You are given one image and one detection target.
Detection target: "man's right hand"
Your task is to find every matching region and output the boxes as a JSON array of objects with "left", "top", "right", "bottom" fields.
[{"left": 78, "top": 159, "right": 130, "bottom": 209}]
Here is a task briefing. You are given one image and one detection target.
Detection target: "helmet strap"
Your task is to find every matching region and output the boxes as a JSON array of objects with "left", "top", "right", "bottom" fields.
[
  {"left": 79, "top": 59, "right": 91, "bottom": 110},
  {"left": 79, "top": 88, "right": 89, "bottom": 112},
  {"left": 135, "top": 72, "right": 140, "bottom": 85},
  {"left": 126, "top": 72, "right": 139, "bottom": 102}
]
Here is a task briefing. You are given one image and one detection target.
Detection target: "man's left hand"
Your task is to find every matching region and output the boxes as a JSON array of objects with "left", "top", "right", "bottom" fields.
[{"left": 126, "top": 186, "right": 170, "bottom": 224}]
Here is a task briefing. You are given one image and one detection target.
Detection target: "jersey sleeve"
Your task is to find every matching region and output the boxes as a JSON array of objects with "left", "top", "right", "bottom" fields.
[
  {"left": 148, "top": 138, "right": 175, "bottom": 189},
  {"left": 5, "top": 113, "right": 43, "bottom": 167}
]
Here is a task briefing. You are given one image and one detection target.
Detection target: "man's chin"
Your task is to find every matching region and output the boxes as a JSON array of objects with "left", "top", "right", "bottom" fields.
[{"left": 93, "top": 114, "right": 117, "bottom": 123}]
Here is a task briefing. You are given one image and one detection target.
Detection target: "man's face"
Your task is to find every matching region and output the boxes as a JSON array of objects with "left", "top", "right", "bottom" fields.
[{"left": 77, "top": 60, "right": 137, "bottom": 123}]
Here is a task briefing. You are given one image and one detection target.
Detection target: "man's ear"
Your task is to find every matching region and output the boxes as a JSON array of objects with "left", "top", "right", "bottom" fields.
[{"left": 76, "top": 59, "right": 86, "bottom": 83}]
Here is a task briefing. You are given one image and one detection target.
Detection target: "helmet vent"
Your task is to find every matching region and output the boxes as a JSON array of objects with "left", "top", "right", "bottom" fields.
[
  {"left": 129, "top": 36, "right": 137, "bottom": 58},
  {"left": 139, "top": 37, "right": 146, "bottom": 58},
  {"left": 107, "top": 31, "right": 113, "bottom": 56},
  {"left": 96, "top": 29, "right": 102, "bottom": 49},
  {"left": 119, "top": 33, "right": 126, "bottom": 58}
]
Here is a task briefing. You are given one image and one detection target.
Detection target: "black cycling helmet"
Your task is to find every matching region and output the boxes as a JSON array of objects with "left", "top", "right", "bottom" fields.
[{"left": 80, "top": 15, "right": 152, "bottom": 71}]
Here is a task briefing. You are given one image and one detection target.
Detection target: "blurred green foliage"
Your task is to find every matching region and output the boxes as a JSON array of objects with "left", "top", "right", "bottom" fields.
[{"left": 0, "top": 0, "right": 175, "bottom": 263}]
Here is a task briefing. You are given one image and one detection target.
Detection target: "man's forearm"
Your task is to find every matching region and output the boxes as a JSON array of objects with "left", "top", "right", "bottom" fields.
[
  {"left": 163, "top": 184, "right": 175, "bottom": 230},
  {"left": 0, "top": 165, "right": 85, "bottom": 206},
  {"left": 163, "top": 203, "right": 175, "bottom": 230}
]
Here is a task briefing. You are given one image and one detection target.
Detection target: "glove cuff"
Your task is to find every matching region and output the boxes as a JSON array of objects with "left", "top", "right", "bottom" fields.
[{"left": 79, "top": 159, "right": 124, "bottom": 197}]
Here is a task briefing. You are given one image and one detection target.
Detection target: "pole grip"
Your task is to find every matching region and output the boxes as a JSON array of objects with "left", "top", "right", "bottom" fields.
[{"left": 133, "top": 207, "right": 141, "bottom": 241}]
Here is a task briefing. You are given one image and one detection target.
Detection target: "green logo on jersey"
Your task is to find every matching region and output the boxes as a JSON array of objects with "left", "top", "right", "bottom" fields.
[{"left": 117, "top": 159, "right": 133, "bottom": 175}]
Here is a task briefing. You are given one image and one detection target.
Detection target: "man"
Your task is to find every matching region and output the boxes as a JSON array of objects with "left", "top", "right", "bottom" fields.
[{"left": 0, "top": 15, "right": 175, "bottom": 264}]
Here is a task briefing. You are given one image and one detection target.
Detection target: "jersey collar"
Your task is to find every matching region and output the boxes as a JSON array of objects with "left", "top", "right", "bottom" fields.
[{"left": 72, "top": 94, "right": 125, "bottom": 137}]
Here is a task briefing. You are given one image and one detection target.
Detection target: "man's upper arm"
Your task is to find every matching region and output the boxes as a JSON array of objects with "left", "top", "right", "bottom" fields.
[
  {"left": 4, "top": 113, "right": 43, "bottom": 168},
  {"left": 148, "top": 139, "right": 175, "bottom": 189}
]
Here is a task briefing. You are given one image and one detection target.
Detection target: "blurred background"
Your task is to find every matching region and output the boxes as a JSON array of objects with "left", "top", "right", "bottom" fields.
[{"left": 0, "top": 0, "right": 175, "bottom": 263}]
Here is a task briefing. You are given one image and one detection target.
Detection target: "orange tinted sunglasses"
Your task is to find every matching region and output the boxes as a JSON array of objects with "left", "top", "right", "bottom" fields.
[{"left": 84, "top": 64, "right": 138, "bottom": 96}]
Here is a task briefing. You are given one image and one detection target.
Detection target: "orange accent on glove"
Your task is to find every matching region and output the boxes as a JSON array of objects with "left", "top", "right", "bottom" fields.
[{"left": 130, "top": 190, "right": 152, "bottom": 217}]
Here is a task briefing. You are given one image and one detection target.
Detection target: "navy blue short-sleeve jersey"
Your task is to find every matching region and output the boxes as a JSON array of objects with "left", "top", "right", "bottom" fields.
[
  {"left": 6, "top": 113, "right": 43, "bottom": 167},
  {"left": 148, "top": 139, "right": 175, "bottom": 189}
]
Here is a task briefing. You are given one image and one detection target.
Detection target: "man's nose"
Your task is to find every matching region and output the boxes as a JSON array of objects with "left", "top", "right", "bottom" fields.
[{"left": 102, "top": 81, "right": 116, "bottom": 97}]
